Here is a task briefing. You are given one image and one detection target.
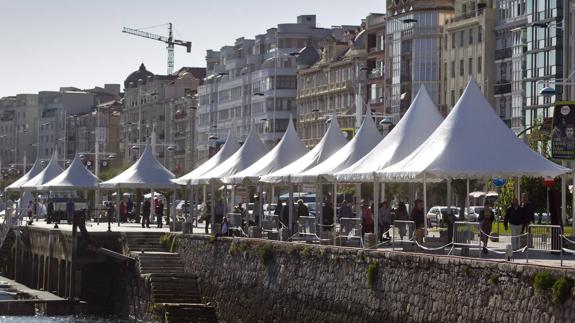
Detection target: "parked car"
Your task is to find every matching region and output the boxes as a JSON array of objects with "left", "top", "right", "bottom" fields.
[
  {"left": 466, "top": 206, "right": 483, "bottom": 222},
  {"left": 426, "top": 206, "right": 460, "bottom": 227}
]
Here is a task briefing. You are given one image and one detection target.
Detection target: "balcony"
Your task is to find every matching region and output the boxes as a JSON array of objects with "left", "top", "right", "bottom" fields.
[
  {"left": 495, "top": 48, "right": 512, "bottom": 60},
  {"left": 494, "top": 83, "right": 511, "bottom": 95}
]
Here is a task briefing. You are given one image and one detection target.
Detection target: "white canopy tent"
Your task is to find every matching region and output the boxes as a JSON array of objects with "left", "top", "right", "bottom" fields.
[
  {"left": 196, "top": 125, "right": 268, "bottom": 184},
  {"left": 100, "top": 144, "right": 175, "bottom": 189},
  {"left": 40, "top": 155, "right": 100, "bottom": 190},
  {"left": 20, "top": 151, "right": 64, "bottom": 191},
  {"left": 377, "top": 80, "right": 570, "bottom": 181},
  {"left": 5, "top": 159, "right": 44, "bottom": 192},
  {"left": 224, "top": 119, "right": 308, "bottom": 185},
  {"left": 260, "top": 114, "right": 348, "bottom": 184},
  {"left": 336, "top": 85, "right": 444, "bottom": 182},
  {"left": 290, "top": 110, "right": 382, "bottom": 183},
  {"left": 173, "top": 128, "right": 240, "bottom": 186}
]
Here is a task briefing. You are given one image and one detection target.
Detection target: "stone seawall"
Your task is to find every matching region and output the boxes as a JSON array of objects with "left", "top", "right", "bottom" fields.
[{"left": 177, "top": 235, "right": 575, "bottom": 323}]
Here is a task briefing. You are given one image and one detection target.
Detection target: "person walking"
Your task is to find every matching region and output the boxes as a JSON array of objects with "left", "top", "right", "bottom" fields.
[
  {"left": 520, "top": 192, "right": 535, "bottom": 233},
  {"left": 119, "top": 198, "right": 127, "bottom": 223},
  {"left": 361, "top": 200, "right": 374, "bottom": 236},
  {"left": 295, "top": 199, "right": 309, "bottom": 233},
  {"left": 214, "top": 200, "right": 225, "bottom": 234},
  {"left": 155, "top": 199, "right": 164, "bottom": 228},
  {"left": 504, "top": 198, "right": 523, "bottom": 250},
  {"left": 203, "top": 201, "right": 212, "bottom": 234},
  {"left": 275, "top": 200, "right": 284, "bottom": 229},
  {"left": 411, "top": 199, "right": 425, "bottom": 244},
  {"left": 66, "top": 199, "right": 75, "bottom": 225},
  {"left": 478, "top": 201, "right": 495, "bottom": 254},
  {"left": 395, "top": 202, "right": 408, "bottom": 240},
  {"left": 379, "top": 201, "right": 392, "bottom": 241},
  {"left": 142, "top": 198, "right": 151, "bottom": 228},
  {"left": 126, "top": 197, "right": 134, "bottom": 221},
  {"left": 339, "top": 200, "right": 353, "bottom": 219},
  {"left": 322, "top": 200, "right": 334, "bottom": 231},
  {"left": 106, "top": 201, "right": 115, "bottom": 228}
]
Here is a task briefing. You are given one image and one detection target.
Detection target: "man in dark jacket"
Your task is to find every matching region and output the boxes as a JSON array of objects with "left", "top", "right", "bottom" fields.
[
  {"left": 504, "top": 198, "right": 523, "bottom": 250},
  {"left": 322, "top": 200, "right": 334, "bottom": 231},
  {"left": 142, "top": 198, "right": 151, "bottom": 228},
  {"left": 520, "top": 193, "right": 535, "bottom": 232},
  {"left": 411, "top": 199, "right": 425, "bottom": 243}
]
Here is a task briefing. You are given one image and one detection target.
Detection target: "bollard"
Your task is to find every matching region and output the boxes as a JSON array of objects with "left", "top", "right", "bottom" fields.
[
  {"left": 248, "top": 226, "right": 262, "bottom": 239},
  {"left": 364, "top": 233, "right": 377, "bottom": 249}
]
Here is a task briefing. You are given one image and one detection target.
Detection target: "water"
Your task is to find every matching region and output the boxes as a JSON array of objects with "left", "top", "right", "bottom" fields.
[{"left": 0, "top": 315, "right": 131, "bottom": 322}]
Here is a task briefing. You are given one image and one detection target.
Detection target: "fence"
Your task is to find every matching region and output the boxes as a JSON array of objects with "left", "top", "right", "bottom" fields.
[
  {"left": 392, "top": 220, "right": 415, "bottom": 251},
  {"left": 337, "top": 218, "right": 363, "bottom": 248},
  {"left": 527, "top": 224, "right": 562, "bottom": 264},
  {"left": 453, "top": 221, "right": 482, "bottom": 256}
]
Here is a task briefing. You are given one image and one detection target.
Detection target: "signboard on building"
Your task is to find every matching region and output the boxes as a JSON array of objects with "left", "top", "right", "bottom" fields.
[{"left": 551, "top": 101, "right": 575, "bottom": 160}]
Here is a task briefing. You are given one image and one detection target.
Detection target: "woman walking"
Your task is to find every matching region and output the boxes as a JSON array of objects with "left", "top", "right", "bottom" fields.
[{"left": 478, "top": 201, "right": 495, "bottom": 254}]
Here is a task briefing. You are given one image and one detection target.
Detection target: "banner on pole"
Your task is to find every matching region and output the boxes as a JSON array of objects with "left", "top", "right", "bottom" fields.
[{"left": 551, "top": 101, "right": 575, "bottom": 160}]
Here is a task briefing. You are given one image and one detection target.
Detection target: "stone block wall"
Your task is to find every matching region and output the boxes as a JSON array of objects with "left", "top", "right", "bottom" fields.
[{"left": 176, "top": 235, "right": 575, "bottom": 323}]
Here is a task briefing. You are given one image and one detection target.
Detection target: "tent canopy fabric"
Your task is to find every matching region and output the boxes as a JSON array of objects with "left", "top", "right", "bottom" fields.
[
  {"left": 5, "top": 159, "right": 44, "bottom": 192},
  {"left": 377, "top": 80, "right": 571, "bottom": 181},
  {"left": 336, "top": 85, "right": 444, "bottom": 182},
  {"left": 40, "top": 155, "right": 100, "bottom": 190},
  {"left": 173, "top": 128, "right": 240, "bottom": 185},
  {"left": 260, "top": 114, "right": 348, "bottom": 184},
  {"left": 224, "top": 119, "right": 308, "bottom": 184},
  {"left": 291, "top": 110, "right": 382, "bottom": 183},
  {"left": 100, "top": 144, "right": 175, "bottom": 189},
  {"left": 20, "top": 151, "right": 64, "bottom": 191},
  {"left": 196, "top": 125, "right": 268, "bottom": 184}
]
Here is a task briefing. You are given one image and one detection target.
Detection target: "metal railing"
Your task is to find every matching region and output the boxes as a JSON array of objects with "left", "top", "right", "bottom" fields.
[
  {"left": 337, "top": 217, "right": 363, "bottom": 247},
  {"left": 527, "top": 224, "right": 562, "bottom": 264},
  {"left": 453, "top": 221, "right": 482, "bottom": 255}
]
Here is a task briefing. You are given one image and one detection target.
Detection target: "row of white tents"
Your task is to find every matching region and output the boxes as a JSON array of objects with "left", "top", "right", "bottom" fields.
[{"left": 4, "top": 80, "right": 571, "bottom": 237}]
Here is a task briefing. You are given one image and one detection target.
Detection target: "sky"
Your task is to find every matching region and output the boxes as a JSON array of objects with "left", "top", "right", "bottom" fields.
[{"left": 0, "top": 0, "right": 384, "bottom": 97}]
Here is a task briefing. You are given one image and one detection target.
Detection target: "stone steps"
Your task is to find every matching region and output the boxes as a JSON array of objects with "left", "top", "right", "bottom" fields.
[
  {"left": 125, "top": 232, "right": 166, "bottom": 253},
  {"left": 163, "top": 303, "right": 218, "bottom": 323}
]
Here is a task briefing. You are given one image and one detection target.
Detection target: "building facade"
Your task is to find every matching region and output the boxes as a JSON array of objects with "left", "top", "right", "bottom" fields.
[
  {"left": 195, "top": 15, "right": 340, "bottom": 163},
  {"left": 523, "top": 0, "right": 566, "bottom": 132},
  {"left": 442, "top": 1, "right": 497, "bottom": 116},
  {"left": 122, "top": 64, "right": 204, "bottom": 174},
  {"left": 365, "top": 13, "right": 387, "bottom": 115},
  {"left": 0, "top": 94, "right": 38, "bottom": 175},
  {"left": 296, "top": 29, "right": 367, "bottom": 147},
  {"left": 37, "top": 89, "right": 94, "bottom": 161},
  {"left": 385, "top": 0, "right": 455, "bottom": 122}
]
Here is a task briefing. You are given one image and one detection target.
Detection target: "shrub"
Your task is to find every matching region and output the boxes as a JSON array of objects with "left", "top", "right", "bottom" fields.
[
  {"left": 534, "top": 271, "right": 556, "bottom": 294},
  {"left": 552, "top": 277, "right": 573, "bottom": 304},
  {"left": 228, "top": 241, "right": 239, "bottom": 256},
  {"left": 299, "top": 245, "right": 311, "bottom": 257},
  {"left": 366, "top": 262, "right": 379, "bottom": 289},
  {"left": 239, "top": 241, "right": 249, "bottom": 253},
  {"left": 463, "top": 265, "right": 471, "bottom": 276},
  {"left": 256, "top": 243, "right": 273, "bottom": 265},
  {"left": 159, "top": 234, "right": 171, "bottom": 251},
  {"left": 488, "top": 274, "right": 499, "bottom": 285},
  {"left": 357, "top": 250, "right": 366, "bottom": 263}
]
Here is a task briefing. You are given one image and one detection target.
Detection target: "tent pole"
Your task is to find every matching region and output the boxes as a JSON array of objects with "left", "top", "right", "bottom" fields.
[
  {"left": 116, "top": 189, "right": 120, "bottom": 227},
  {"left": 187, "top": 181, "right": 193, "bottom": 224},
  {"left": 316, "top": 179, "right": 323, "bottom": 233},
  {"left": 271, "top": 185, "right": 275, "bottom": 204},
  {"left": 380, "top": 182, "right": 385, "bottom": 202},
  {"left": 373, "top": 175, "right": 379, "bottom": 244},
  {"left": 423, "top": 174, "right": 427, "bottom": 242},
  {"left": 466, "top": 179, "right": 470, "bottom": 220},
  {"left": 572, "top": 172, "right": 574, "bottom": 234},
  {"left": 333, "top": 181, "right": 337, "bottom": 246},
  {"left": 210, "top": 183, "right": 215, "bottom": 235},
  {"left": 171, "top": 187, "right": 177, "bottom": 231},
  {"left": 447, "top": 179, "right": 452, "bottom": 223},
  {"left": 288, "top": 181, "right": 294, "bottom": 233},
  {"left": 257, "top": 183, "right": 263, "bottom": 227},
  {"left": 355, "top": 183, "right": 361, "bottom": 217}
]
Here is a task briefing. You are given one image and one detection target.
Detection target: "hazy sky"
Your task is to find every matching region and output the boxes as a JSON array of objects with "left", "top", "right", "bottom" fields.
[{"left": 0, "top": 0, "right": 384, "bottom": 97}]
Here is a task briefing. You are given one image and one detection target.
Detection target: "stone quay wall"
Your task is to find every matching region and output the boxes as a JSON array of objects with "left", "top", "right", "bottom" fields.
[{"left": 176, "top": 235, "right": 575, "bottom": 323}]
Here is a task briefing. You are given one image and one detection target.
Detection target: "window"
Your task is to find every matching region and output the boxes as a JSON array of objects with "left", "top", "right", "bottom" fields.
[
  {"left": 451, "top": 33, "right": 455, "bottom": 48},
  {"left": 451, "top": 90, "right": 455, "bottom": 106},
  {"left": 451, "top": 61, "right": 455, "bottom": 77},
  {"left": 478, "top": 56, "right": 482, "bottom": 73},
  {"left": 460, "top": 30, "right": 465, "bottom": 47},
  {"left": 460, "top": 59, "right": 464, "bottom": 76},
  {"left": 478, "top": 26, "right": 483, "bottom": 42},
  {"left": 469, "top": 28, "right": 474, "bottom": 45},
  {"left": 469, "top": 58, "right": 473, "bottom": 75}
]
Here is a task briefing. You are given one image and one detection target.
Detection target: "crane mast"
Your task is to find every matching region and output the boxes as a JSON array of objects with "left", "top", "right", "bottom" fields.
[{"left": 122, "top": 22, "right": 191, "bottom": 74}]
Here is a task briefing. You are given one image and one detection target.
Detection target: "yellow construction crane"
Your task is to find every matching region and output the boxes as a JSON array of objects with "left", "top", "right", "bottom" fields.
[{"left": 122, "top": 23, "right": 191, "bottom": 74}]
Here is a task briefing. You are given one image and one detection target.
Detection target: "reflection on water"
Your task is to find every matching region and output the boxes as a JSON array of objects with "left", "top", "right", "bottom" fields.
[{"left": 0, "top": 315, "right": 131, "bottom": 322}]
